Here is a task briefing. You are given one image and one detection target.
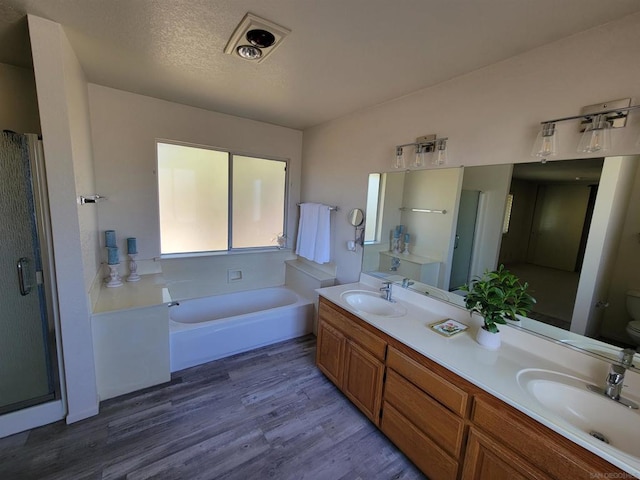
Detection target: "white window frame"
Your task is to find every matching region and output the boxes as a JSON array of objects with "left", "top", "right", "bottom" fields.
[{"left": 157, "top": 140, "right": 289, "bottom": 257}]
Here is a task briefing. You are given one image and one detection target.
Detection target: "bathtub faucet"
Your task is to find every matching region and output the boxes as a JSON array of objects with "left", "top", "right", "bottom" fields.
[
  {"left": 168, "top": 301, "right": 180, "bottom": 307},
  {"left": 390, "top": 257, "right": 400, "bottom": 272}
]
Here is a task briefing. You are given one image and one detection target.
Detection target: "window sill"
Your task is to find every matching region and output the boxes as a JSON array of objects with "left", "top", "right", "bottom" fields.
[{"left": 159, "top": 247, "right": 292, "bottom": 260}]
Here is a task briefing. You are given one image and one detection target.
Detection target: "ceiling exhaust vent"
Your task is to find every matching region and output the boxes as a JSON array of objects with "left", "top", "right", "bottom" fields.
[{"left": 224, "top": 13, "right": 291, "bottom": 63}]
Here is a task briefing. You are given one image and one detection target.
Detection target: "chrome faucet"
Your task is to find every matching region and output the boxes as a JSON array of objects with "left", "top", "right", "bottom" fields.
[
  {"left": 604, "top": 364, "right": 626, "bottom": 400},
  {"left": 402, "top": 277, "right": 414, "bottom": 288},
  {"left": 587, "top": 362, "right": 639, "bottom": 409},
  {"left": 619, "top": 348, "right": 636, "bottom": 368},
  {"left": 380, "top": 281, "right": 393, "bottom": 302}
]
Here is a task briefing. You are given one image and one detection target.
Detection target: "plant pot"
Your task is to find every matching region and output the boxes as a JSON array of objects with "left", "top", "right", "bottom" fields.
[{"left": 476, "top": 326, "right": 501, "bottom": 350}]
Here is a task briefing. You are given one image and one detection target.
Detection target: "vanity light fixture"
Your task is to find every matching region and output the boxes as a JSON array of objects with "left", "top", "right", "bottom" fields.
[
  {"left": 532, "top": 98, "right": 640, "bottom": 160},
  {"left": 394, "top": 134, "right": 448, "bottom": 169},
  {"left": 433, "top": 138, "right": 448, "bottom": 166},
  {"left": 577, "top": 114, "right": 611, "bottom": 153},
  {"left": 531, "top": 122, "right": 558, "bottom": 158},
  {"left": 394, "top": 146, "right": 406, "bottom": 169},
  {"left": 224, "top": 13, "right": 291, "bottom": 63},
  {"left": 413, "top": 144, "right": 425, "bottom": 168}
]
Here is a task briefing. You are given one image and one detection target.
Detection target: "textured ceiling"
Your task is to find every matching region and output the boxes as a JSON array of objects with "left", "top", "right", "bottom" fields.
[{"left": 2, "top": 0, "right": 640, "bottom": 129}]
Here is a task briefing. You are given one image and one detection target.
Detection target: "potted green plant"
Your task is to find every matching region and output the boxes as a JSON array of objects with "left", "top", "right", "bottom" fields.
[{"left": 461, "top": 265, "right": 535, "bottom": 349}]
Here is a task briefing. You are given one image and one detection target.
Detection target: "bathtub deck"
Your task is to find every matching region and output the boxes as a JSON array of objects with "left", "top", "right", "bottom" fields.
[{"left": 0, "top": 335, "right": 424, "bottom": 479}]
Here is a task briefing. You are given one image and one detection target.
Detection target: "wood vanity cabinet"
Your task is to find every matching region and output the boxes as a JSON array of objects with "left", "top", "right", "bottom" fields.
[
  {"left": 463, "top": 393, "right": 628, "bottom": 480},
  {"left": 381, "top": 344, "right": 475, "bottom": 480},
  {"left": 316, "top": 297, "right": 630, "bottom": 480},
  {"left": 316, "top": 297, "right": 386, "bottom": 425}
]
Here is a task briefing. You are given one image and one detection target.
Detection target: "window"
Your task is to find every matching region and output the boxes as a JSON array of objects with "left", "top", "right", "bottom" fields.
[
  {"left": 364, "top": 173, "right": 381, "bottom": 243},
  {"left": 157, "top": 142, "right": 287, "bottom": 255},
  {"left": 502, "top": 194, "right": 514, "bottom": 234}
]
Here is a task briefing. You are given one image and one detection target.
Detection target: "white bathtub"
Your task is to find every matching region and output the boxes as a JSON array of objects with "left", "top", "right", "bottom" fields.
[{"left": 169, "top": 286, "right": 313, "bottom": 372}]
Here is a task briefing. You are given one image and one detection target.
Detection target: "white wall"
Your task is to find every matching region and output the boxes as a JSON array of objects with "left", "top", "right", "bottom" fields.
[
  {"left": 161, "top": 250, "right": 295, "bottom": 301},
  {"left": 461, "top": 164, "right": 512, "bottom": 279},
  {"left": 28, "top": 15, "right": 99, "bottom": 423},
  {"left": 402, "top": 168, "right": 462, "bottom": 287},
  {"left": 88, "top": 84, "right": 303, "bottom": 265},
  {"left": 0, "top": 63, "right": 41, "bottom": 134},
  {"left": 302, "top": 12, "right": 640, "bottom": 285},
  {"left": 601, "top": 164, "right": 640, "bottom": 341},
  {"left": 571, "top": 157, "right": 637, "bottom": 337}
]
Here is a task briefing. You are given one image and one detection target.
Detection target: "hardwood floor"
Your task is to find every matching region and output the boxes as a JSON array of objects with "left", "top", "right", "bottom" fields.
[{"left": 0, "top": 335, "right": 424, "bottom": 480}]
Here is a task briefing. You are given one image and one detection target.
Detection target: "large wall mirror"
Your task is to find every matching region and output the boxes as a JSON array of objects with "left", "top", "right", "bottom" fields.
[{"left": 363, "top": 156, "right": 640, "bottom": 371}]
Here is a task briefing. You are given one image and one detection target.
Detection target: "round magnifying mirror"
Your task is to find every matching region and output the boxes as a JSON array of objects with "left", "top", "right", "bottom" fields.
[{"left": 348, "top": 208, "right": 364, "bottom": 227}]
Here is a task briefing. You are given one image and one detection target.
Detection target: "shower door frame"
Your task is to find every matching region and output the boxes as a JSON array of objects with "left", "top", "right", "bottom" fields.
[{"left": 0, "top": 134, "right": 66, "bottom": 438}]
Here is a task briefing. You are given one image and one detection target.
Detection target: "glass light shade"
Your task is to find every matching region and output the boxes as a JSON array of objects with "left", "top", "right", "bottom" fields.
[
  {"left": 432, "top": 139, "right": 448, "bottom": 165},
  {"left": 531, "top": 123, "right": 557, "bottom": 158},
  {"left": 413, "top": 145, "right": 424, "bottom": 167},
  {"left": 578, "top": 115, "right": 611, "bottom": 153},
  {"left": 393, "top": 147, "right": 405, "bottom": 169}
]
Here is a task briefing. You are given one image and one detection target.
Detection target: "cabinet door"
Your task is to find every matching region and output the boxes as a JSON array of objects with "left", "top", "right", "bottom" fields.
[
  {"left": 462, "top": 428, "right": 550, "bottom": 480},
  {"left": 343, "top": 339, "right": 384, "bottom": 425},
  {"left": 316, "top": 320, "right": 346, "bottom": 387},
  {"left": 381, "top": 402, "right": 459, "bottom": 480}
]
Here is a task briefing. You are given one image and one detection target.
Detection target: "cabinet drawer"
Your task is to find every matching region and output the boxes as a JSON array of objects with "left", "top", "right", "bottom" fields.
[
  {"left": 319, "top": 299, "right": 386, "bottom": 360},
  {"left": 472, "top": 394, "right": 625, "bottom": 479},
  {"left": 382, "top": 402, "right": 459, "bottom": 480},
  {"left": 387, "top": 346, "right": 469, "bottom": 416},
  {"left": 385, "top": 369, "right": 465, "bottom": 457}
]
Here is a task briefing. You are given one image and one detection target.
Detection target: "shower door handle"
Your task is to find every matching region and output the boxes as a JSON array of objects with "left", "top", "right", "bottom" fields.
[{"left": 17, "top": 257, "right": 32, "bottom": 296}]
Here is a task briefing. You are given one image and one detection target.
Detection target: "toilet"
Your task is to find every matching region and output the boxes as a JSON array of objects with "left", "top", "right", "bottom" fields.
[{"left": 626, "top": 290, "right": 640, "bottom": 346}]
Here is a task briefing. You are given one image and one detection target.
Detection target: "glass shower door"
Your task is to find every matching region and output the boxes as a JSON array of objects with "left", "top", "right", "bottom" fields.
[{"left": 0, "top": 131, "right": 57, "bottom": 414}]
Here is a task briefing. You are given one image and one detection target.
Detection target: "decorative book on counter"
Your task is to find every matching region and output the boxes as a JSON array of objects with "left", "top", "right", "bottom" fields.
[{"left": 429, "top": 318, "right": 468, "bottom": 338}]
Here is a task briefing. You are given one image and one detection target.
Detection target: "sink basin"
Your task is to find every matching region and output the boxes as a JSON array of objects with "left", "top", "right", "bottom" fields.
[
  {"left": 340, "top": 290, "right": 407, "bottom": 317},
  {"left": 517, "top": 369, "right": 640, "bottom": 459}
]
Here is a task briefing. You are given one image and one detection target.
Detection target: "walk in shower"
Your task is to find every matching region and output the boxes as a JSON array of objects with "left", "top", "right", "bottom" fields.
[{"left": 0, "top": 131, "right": 63, "bottom": 435}]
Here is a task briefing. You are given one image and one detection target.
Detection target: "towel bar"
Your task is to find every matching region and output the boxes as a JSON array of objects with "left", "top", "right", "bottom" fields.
[{"left": 297, "top": 203, "right": 338, "bottom": 211}]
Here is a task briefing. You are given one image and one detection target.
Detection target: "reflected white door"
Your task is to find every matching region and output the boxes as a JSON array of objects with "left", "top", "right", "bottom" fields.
[{"left": 450, "top": 190, "right": 480, "bottom": 290}]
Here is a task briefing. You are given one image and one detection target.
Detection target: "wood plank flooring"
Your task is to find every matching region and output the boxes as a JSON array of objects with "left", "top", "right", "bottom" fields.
[{"left": 0, "top": 335, "right": 424, "bottom": 479}]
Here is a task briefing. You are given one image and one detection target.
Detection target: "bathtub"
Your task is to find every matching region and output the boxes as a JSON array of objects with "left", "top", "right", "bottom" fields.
[{"left": 169, "top": 286, "right": 313, "bottom": 372}]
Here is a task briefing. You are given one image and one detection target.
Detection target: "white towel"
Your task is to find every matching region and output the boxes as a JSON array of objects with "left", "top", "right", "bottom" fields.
[{"left": 296, "top": 203, "right": 331, "bottom": 264}]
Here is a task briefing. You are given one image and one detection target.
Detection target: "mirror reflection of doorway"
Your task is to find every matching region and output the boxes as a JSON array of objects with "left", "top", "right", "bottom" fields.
[
  {"left": 498, "top": 159, "right": 603, "bottom": 330},
  {"left": 450, "top": 190, "right": 480, "bottom": 291}
]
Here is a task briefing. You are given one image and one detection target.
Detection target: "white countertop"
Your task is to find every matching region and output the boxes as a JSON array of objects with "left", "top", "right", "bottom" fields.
[
  {"left": 317, "top": 277, "right": 640, "bottom": 478},
  {"left": 93, "top": 274, "right": 171, "bottom": 314},
  {"left": 379, "top": 250, "right": 440, "bottom": 265}
]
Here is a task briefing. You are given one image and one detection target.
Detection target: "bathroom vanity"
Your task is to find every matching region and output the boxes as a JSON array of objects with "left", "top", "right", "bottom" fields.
[{"left": 316, "top": 278, "right": 640, "bottom": 480}]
